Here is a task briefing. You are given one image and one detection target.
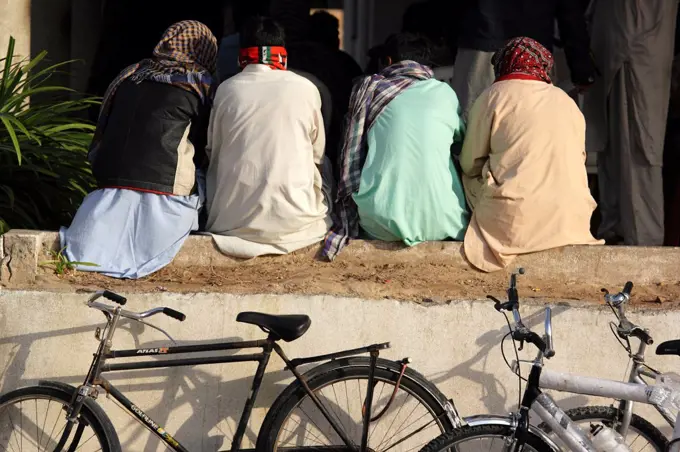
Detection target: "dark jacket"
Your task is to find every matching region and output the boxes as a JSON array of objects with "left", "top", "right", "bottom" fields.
[
  {"left": 91, "top": 80, "right": 209, "bottom": 195},
  {"left": 457, "top": 0, "right": 596, "bottom": 84}
]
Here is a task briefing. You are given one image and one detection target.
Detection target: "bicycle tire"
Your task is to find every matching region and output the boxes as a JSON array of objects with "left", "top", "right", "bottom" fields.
[
  {"left": 257, "top": 356, "right": 456, "bottom": 451},
  {"left": 0, "top": 384, "right": 121, "bottom": 452},
  {"left": 420, "top": 424, "right": 555, "bottom": 452},
  {"left": 539, "top": 405, "right": 669, "bottom": 451}
]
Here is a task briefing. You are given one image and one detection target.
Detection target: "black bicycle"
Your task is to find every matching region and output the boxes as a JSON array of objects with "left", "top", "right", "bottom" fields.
[{"left": 0, "top": 290, "right": 460, "bottom": 451}]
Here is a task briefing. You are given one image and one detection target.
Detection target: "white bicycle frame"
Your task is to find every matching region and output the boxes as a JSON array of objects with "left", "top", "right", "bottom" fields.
[
  {"left": 534, "top": 367, "right": 680, "bottom": 451},
  {"left": 476, "top": 274, "right": 679, "bottom": 452}
]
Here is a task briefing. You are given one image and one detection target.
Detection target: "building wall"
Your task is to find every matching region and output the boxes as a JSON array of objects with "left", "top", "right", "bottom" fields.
[
  {"left": 0, "top": 0, "right": 31, "bottom": 60},
  {"left": 0, "top": 290, "right": 677, "bottom": 451}
]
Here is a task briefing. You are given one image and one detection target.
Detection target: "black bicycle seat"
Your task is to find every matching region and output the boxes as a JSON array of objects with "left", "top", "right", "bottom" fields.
[
  {"left": 236, "top": 312, "right": 311, "bottom": 342},
  {"left": 656, "top": 339, "right": 680, "bottom": 357}
]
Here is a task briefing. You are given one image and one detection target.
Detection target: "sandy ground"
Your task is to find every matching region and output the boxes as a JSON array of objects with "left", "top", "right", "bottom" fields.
[{"left": 28, "top": 254, "right": 680, "bottom": 308}]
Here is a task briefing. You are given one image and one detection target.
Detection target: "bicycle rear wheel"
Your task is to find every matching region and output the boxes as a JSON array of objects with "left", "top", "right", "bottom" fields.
[
  {"left": 539, "top": 405, "right": 669, "bottom": 452},
  {"left": 419, "top": 424, "right": 555, "bottom": 452},
  {"left": 0, "top": 384, "right": 120, "bottom": 452},
  {"left": 258, "top": 357, "right": 456, "bottom": 451}
]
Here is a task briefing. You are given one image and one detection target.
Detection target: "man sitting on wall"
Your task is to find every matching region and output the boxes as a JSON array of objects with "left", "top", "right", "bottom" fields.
[
  {"left": 206, "top": 16, "right": 332, "bottom": 258},
  {"left": 323, "top": 33, "right": 470, "bottom": 260}
]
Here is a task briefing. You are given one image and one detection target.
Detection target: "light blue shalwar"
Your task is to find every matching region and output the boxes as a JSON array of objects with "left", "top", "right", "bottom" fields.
[{"left": 59, "top": 182, "right": 203, "bottom": 279}]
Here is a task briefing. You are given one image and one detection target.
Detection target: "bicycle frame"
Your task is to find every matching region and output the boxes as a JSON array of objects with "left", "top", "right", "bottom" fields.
[
  {"left": 520, "top": 363, "right": 680, "bottom": 452},
  {"left": 63, "top": 306, "right": 393, "bottom": 452},
  {"left": 614, "top": 339, "right": 676, "bottom": 437}
]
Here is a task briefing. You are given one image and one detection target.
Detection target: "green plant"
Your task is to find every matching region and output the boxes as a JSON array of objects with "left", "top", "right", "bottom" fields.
[
  {"left": 0, "top": 36, "right": 101, "bottom": 234},
  {"left": 39, "top": 246, "right": 99, "bottom": 275}
]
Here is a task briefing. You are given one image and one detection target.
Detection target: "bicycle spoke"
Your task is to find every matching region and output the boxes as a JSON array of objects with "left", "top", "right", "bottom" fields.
[
  {"left": 325, "top": 384, "right": 347, "bottom": 438},
  {"left": 51, "top": 422, "right": 68, "bottom": 449},
  {"left": 74, "top": 431, "right": 97, "bottom": 451},
  {"left": 7, "top": 405, "right": 22, "bottom": 452},
  {"left": 44, "top": 405, "right": 63, "bottom": 452},
  {"left": 368, "top": 382, "right": 387, "bottom": 444},
  {"left": 279, "top": 418, "right": 330, "bottom": 447},
  {"left": 19, "top": 402, "right": 22, "bottom": 452},
  {"left": 273, "top": 373, "right": 442, "bottom": 451},
  {"left": 380, "top": 417, "right": 437, "bottom": 452},
  {"left": 376, "top": 393, "right": 414, "bottom": 450},
  {"left": 343, "top": 380, "right": 352, "bottom": 441},
  {"left": 38, "top": 400, "right": 51, "bottom": 452},
  {"left": 299, "top": 403, "right": 338, "bottom": 446}
]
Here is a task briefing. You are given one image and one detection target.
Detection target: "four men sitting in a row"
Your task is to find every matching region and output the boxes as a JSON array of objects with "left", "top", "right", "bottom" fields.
[{"left": 61, "top": 17, "right": 600, "bottom": 279}]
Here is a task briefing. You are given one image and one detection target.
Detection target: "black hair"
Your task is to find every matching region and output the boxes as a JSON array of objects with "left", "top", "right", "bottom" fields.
[
  {"left": 308, "top": 10, "right": 340, "bottom": 49},
  {"left": 382, "top": 33, "right": 433, "bottom": 66},
  {"left": 240, "top": 16, "right": 286, "bottom": 48}
]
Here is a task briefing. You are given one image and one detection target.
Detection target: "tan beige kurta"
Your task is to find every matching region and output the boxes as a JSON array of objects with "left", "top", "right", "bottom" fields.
[{"left": 460, "top": 79, "right": 603, "bottom": 272}]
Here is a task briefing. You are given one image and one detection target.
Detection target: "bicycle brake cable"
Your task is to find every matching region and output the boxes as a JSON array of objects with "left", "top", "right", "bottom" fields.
[
  {"left": 500, "top": 311, "right": 525, "bottom": 408},
  {"left": 608, "top": 321, "right": 631, "bottom": 354}
]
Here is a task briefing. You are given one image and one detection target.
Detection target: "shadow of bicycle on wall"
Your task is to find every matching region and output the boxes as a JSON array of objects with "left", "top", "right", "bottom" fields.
[
  {"left": 0, "top": 300, "right": 591, "bottom": 451},
  {"left": 425, "top": 303, "right": 588, "bottom": 417}
]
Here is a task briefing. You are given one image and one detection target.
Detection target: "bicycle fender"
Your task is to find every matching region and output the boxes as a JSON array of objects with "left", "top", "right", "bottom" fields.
[
  {"left": 463, "top": 414, "right": 561, "bottom": 451},
  {"left": 294, "top": 357, "right": 460, "bottom": 427}
]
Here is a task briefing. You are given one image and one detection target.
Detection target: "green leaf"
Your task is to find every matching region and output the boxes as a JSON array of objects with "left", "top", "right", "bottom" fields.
[
  {"left": 0, "top": 38, "right": 97, "bottom": 232},
  {"left": 71, "top": 261, "right": 99, "bottom": 267},
  {"left": 0, "top": 115, "right": 22, "bottom": 164},
  {"left": 0, "top": 37, "right": 16, "bottom": 99},
  {"left": 0, "top": 185, "right": 15, "bottom": 207}
]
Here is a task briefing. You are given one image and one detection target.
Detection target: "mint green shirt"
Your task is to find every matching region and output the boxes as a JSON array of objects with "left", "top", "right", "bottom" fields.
[{"left": 353, "top": 79, "right": 469, "bottom": 245}]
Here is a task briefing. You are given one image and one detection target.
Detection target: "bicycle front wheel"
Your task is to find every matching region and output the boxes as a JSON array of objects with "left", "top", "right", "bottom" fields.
[
  {"left": 539, "top": 405, "right": 669, "bottom": 452},
  {"left": 258, "top": 356, "right": 456, "bottom": 451},
  {"left": 420, "top": 424, "right": 555, "bottom": 452},
  {"left": 0, "top": 384, "right": 120, "bottom": 452}
]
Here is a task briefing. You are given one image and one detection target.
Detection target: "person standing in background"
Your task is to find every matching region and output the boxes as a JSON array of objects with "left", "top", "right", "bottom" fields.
[
  {"left": 584, "top": 0, "right": 678, "bottom": 246},
  {"left": 664, "top": 54, "right": 680, "bottom": 246},
  {"left": 452, "top": 0, "right": 596, "bottom": 120}
]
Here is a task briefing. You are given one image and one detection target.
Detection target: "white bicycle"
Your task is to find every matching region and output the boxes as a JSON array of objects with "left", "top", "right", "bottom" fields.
[
  {"left": 419, "top": 271, "right": 680, "bottom": 452},
  {"left": 538, "top": 280, "right": 674, "bottom": 451}
]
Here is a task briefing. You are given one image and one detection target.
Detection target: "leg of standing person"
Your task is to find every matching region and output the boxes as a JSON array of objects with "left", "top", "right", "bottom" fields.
[
  {"left": 610, "top": 64, "right": 664, "bottom": 246},
  {"left": 595, "top": 73, "right": 622, "bottom": 244},
  {"left": 451, "top": 48, "right": 496, "bottom": 121}
]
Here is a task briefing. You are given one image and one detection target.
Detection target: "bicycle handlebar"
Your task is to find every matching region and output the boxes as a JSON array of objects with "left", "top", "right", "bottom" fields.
[
  {"left": 87, "top": 291, "right": 186, "bottom": 322},
  {"left": 102, "top": 290, "right": 127, "bottom": 305},
  {"left": 490, "top": 268, "right": 556, "bottom": 358},
  {"left": 602, "top": 282, "right": 653, "bottom": 345}
]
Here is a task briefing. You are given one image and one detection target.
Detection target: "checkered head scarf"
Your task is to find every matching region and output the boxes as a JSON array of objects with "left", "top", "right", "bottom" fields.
[
  {"left": 492, "top": 37, "right": 553, "bottom": 84},
  {"left": 90, "top": 20, "right": 218, "bottom": 159}
]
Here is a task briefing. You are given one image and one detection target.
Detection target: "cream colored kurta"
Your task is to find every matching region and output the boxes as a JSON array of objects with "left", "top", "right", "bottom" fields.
[
  {"left": 205, "top": 65, "right": 330, "bottom": 258},
  {"left": 460, "top": 79, "right": 602, "bottom": 272}
]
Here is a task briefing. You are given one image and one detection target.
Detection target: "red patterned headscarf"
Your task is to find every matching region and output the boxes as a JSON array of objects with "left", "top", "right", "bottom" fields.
[
  {"left": 492, "top": 37, "right": 553, "bottom": 84},
  {"left": 239, "top": 46, "right": 288, "bottom": 70}
]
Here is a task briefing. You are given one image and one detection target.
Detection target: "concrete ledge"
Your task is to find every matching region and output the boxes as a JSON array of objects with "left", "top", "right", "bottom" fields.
[{"left": 1, "top": 230, "right": 680, "bottom": 288}]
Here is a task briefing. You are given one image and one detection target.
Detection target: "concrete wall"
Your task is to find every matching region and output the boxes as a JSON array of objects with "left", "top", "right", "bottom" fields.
[
  {"left": 0, "top": 289, "right": 678, "bottom": 451},
  {"left": 0, "top": 0, "right": 31, "bottom": 59}
]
